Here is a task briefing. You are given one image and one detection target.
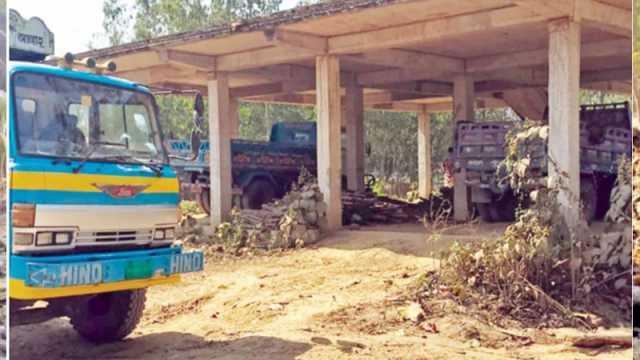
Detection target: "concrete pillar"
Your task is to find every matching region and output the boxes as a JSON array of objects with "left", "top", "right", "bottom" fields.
[
  {"left": 208, "top": 73, "right": 233, "bottom": 226},
  {"left": 548, "top": 19, "right": 581, "bottom": 221},
  {"left": 316, "top": 55, "right": 343, "bottom": 230},
  {"left": 453, "top": 75, "right": 475, "bottom": 121},
  {"left": 229, "top": 97, "right": 239, "bottom": 139},
  {"left": 417, "top": 108, "right": 432, "bottom": 198},
  {"left": 344, "top": 84, "right": 365, "bottom": 192},
  {"left": 453, "top": 75, "right": 474, "bottom": 221}
]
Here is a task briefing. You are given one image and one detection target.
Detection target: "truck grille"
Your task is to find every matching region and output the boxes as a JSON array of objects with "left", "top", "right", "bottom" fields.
[{"left": 76, "top": 229, "right": 153, "bottom": 244}]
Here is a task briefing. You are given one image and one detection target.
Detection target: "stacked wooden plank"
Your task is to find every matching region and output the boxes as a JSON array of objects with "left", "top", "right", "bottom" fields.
[{"left": 342, "top": 192, "right": 450, "bottom": 225}]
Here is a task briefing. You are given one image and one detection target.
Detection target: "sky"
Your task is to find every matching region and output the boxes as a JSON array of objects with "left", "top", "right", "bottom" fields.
[{"left": 10, "top": 0, "right": 300, "bottom": 55}]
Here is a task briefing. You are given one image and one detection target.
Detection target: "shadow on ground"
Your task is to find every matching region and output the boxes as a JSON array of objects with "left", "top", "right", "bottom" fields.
[{"left": 12, "top": 319, "right": 313, "bottom": 360}]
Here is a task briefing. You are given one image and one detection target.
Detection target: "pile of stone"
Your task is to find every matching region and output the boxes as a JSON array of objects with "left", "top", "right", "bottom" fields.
[
  {"left": 580, "top": 158, "right": 632, "bottom": 319},
  {"left": 180, "top": 180, "right": 326, "bottom": 251},
  {"left": 238, "top": 182, "right": 325, "bottom": 248}
]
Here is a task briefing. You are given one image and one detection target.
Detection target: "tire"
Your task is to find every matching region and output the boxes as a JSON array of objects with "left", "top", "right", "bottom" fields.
[
  {"left": 496, "top": 192, "right": 517, "bottom": 222},
  {"left": 580, "top": 177, "right": 598, "bottom": 222},
  {"left": 242, "top": 179, "right": 275, "bottom": 210},
  {"left": 196, "top": 188, "right": 210, "bottom": 215},
  {"left": 70, "top": 289, "right": 146, "bottom": 343},
  {"left": 476, "top": 203, "right": 495, "bottom": 223}
]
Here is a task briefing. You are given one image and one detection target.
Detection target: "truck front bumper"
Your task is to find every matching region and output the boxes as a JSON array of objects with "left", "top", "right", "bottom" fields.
[{"left": 10, "top": 247, "right": 204, "bottom": 300}]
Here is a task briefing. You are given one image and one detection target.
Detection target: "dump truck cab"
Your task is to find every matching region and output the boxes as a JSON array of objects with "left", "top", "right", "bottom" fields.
[{"left": 8, "top": 58, "right": 204, "bottom": 342}]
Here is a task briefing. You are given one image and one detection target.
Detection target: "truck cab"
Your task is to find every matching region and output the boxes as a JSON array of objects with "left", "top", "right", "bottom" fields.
[{"left": 8, "top": 59, "right": 204, "bottom": 342}]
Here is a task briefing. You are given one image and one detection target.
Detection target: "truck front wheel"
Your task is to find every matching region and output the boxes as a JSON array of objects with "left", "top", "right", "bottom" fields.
[
  {"left": 69, "top": 289, "right": 146, "bottom": 343},
  {"left": 242, "top": 179, "right": 275, "bottom": 209},
  {"left": 197, "top": 188, "right": 211, "bottom": 215},
  {"left": 580, "top": 177, "right": 598, "bottom": 222},
  {"left": 476, "top": 203, "right": 497, "bottom": 222}
]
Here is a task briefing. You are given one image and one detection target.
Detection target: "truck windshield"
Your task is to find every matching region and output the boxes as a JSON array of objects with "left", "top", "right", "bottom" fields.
[{"left": 13, "top": 71, "right": 164, "bottom": 163}]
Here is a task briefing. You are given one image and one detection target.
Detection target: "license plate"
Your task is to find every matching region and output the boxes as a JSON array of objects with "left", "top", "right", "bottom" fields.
[{"left": 26, "top": 251, "right": 205, "bottom": 288}]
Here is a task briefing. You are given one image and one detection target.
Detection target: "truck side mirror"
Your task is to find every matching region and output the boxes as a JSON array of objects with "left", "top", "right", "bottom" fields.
[
  {"left": 190, "top": 130, "right": 201, "bottom": 161},
  {"left": 193, "top": 93, "right": 205, "bottom": 131}
]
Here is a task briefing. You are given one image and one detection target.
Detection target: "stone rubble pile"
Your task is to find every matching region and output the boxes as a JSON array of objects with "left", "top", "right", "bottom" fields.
[
  {"left": 179, "top": 181, "right": 326, "bottom": 251},
  {"left": 179, "top": 185, "right": 453, "bottom": 253}
]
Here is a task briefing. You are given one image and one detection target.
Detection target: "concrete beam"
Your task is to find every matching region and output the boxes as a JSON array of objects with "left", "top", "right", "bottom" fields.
[
  {"left": 264, "top": 29, "right": 328, "bottom": 53},
  {"left": 328, "top": 6, "right": 553, "bottom": 54},
  {"left": 238, "top": 64, "right": 316, "bottom": 84},
  {"left": 501, "top": 87, "right": 547, "bottom": 121},
  {"left": 157, "top": 49, "right": 216, "bottom": 71},
  {"left": 548, "top": 19, "right": 581, "bottom": 222},
  {"left": 466, "top": 39, "right": 629, "bottom": 74},
  {"left": 576, "top": 0, "right": 631, "bottom": 38},
  {"left": 217, "top": 46, "right": 317, "bottom": 72},
  {"left": 316, "top": 55, "right": 343, "bottom": 230},
  {"left": 515, "top": 0, "right": 631, "bottom": 37},
  {"left": 208, "top": 73, "right": 233, "bottom": 226},
  {"left": 344, "top": 49, "right": 463, "bottom": 73}
]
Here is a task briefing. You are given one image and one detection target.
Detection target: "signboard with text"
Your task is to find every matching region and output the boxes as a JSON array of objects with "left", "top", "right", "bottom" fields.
[{"left": 9, "top": 9, "right": 54, "bottom": 61}]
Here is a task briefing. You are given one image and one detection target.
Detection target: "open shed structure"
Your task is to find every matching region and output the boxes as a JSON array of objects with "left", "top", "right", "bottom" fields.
[{"left": 79, "top": 0, "right": 632, "bottom": 228}]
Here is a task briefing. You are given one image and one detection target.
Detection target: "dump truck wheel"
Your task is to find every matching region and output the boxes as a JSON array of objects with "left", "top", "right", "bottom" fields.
[
  {"left": 580, "top": 178, "right": 598, "bottom": 222},
  {"left": 70, "top": 289, "right": 146, "bottom": 343},
  {"left": 242, "top": 179, "right": 275, "bottom": 209},
  {"left": 496, "top": 192, "right": 517, "bottom": 222},
  {"left": 197, "top": 188, "right": 210, "bottom": 215},
  {"left": 476, "top": 203, "right": 495, "bottom": 223}
]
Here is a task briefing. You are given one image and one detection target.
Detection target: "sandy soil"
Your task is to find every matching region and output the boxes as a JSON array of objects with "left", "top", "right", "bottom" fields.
[{"left": 11, "top": 223, "right": 631, "bottom": 360}]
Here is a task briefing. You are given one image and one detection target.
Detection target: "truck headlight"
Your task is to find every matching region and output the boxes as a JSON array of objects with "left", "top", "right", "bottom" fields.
[
  {"left": 54, "top": 232, "right": 72, "bottom": 245},
  {"left": 36, "top": 231, "right": 73, "bottom": 246},
  {"left": 154, "top": 227, "right": 176, "bottom": 241},
  {"left": 154, "top": 229, "right": 166, "bottom": 240},
  {"left": 14, "top": 233, "right": 34, "bottom": 246},
  {"left": 36, "top": 232, "right": 54, "bottom": 246}
]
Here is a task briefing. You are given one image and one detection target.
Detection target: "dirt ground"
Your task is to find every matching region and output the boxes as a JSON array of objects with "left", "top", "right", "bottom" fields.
[{"left": 11, "top": 223, "right": 631, "bottom": 360}]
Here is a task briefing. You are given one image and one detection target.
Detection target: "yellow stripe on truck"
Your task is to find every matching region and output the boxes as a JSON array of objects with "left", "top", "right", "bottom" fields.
[
  {"left": 9, "top": 275, "right": 181, "bottom": 300},
  {"left": 11, "top": 171, "right": 179, "bottom": 193}
]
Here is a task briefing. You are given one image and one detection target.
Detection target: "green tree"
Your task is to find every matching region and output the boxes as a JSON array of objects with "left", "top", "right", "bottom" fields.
[
  {"left": 99, "top": 0, "right": 285, "bottom": 140},
  {"left": 131, "top": 0, "right": 282, "bottom": 40},
  {"left": 102, "top": 0, "right": 131, "bottom": 45}
]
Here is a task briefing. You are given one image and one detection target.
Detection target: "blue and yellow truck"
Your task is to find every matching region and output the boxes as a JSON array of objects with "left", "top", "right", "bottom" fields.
[{"left": 8, "top": 13, "right": 204, "bottom": 342}]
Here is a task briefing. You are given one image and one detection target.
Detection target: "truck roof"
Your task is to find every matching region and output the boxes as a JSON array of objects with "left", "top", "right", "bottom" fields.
[{"left": 9, "top": 61, "right": 151, "bottom": 94}]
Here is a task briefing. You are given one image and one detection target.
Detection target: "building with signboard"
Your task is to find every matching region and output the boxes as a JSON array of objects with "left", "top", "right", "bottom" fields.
[{"left": 9, "top": 9, "right": 54, "bottom": 62}]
